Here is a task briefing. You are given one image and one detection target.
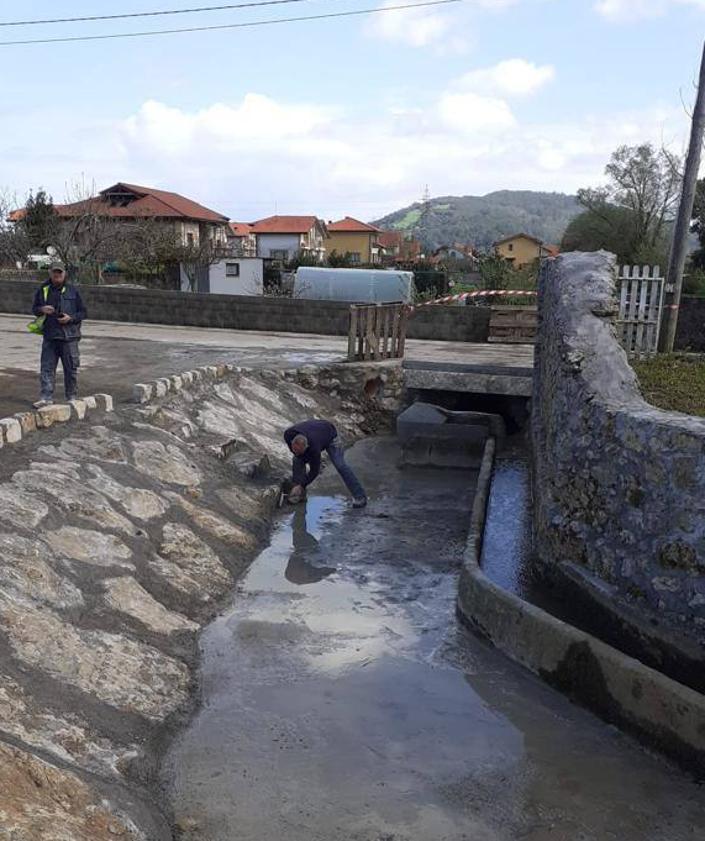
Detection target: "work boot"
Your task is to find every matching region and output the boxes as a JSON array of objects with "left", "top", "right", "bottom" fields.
[
  {"left": 352, "top": 497, "right": 368, "bottom": 509},
  {"left": 33, "top": 398, "right": 53, "bottom": 409}
]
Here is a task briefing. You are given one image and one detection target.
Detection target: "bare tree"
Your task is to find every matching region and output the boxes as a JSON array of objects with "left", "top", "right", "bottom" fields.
[{"left": 0, "top": 189, "right": 29, "bottom": 268}]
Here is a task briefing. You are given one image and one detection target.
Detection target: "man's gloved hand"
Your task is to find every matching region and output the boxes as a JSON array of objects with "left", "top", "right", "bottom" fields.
[{"left": 288, "top": 484, "right": 305, "bottom": 504}]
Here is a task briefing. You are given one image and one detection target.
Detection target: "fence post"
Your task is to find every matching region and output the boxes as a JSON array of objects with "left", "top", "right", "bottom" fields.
[{"left": 348, "top": 306, "right": 358, "bottom": 361}]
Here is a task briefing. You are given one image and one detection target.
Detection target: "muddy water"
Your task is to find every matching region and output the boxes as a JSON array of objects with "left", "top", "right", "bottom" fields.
[{"left": 165, "top": 437, "right": 705, "bottom": 841}]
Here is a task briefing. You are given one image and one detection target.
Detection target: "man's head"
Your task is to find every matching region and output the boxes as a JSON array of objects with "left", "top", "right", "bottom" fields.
[
  {"left": 49, "top": 264, "right": 66, "bottom": 287},
  {"left": 291, "top": 434, "right": 308, "bottom": 456}
]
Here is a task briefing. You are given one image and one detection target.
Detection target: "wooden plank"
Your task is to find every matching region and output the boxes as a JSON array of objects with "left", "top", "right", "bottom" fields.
[
  {"left": 618, "top": 273, "right": 629, "bottom": 349},
  {"left": 634, "top": 276, "right": 648, "bottom": 356},
  {"left": 382, "top": 305, "right": 391, "bottom": 359},
  {"left": 348, "top": 306, "right": 358, "bottom": 361},
  {"left": 391, "top": 305, "right": 400, "bottom": 357},
  {"left": 398, "top": 306, "right": 408, "bottom": 358}
]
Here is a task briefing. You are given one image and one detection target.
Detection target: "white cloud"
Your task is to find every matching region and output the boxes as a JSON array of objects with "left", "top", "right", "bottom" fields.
[
  {"left": 595, "top": 0, "right": 705, "bottom": 21},
  {"left": 0, "top": 83, "right": 688, "bottom": 224},
  {"left": 456, "top": 59, "right": 555, "bottom": 97}
]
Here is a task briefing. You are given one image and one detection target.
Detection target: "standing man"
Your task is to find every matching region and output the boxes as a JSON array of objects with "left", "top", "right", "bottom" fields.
[
  {"left": 32, "top": 264, "right": 86, "bottom": 408},
  {"left": 284, "top": 419, "right": 367, "bottom": 508}
]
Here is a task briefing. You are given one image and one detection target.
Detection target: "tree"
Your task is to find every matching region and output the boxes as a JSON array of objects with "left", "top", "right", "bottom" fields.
[
  {"left": 327, "top": 249, "right": 354, "bottom": 268},
  {"left": 0, "top": 189, "right": 29, "bottom": 267},
  {"left": 477, "top": 253, "right": 513, "bottom": 290},
  {"left": 574, "top": 143, "right": 681, "bottom": 266},
  {"left": 689, "top": 178, "right": 705, "bottom": 269},
  {"left": 23, "top": 189, "right": 57, "bottom": 252},
  {"left": 561, "top": 206, "right": 642, "bottom": 264}
]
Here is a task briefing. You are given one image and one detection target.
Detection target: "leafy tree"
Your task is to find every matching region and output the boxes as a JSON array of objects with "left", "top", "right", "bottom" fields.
[
  {"left": 478, "top": 253, "right": 513, "bottom": 290},
  {"left": 573, "top": 143, "right": 680, "bottom": 266},
  {"left": 327, "top": 249, "right": 354, "bottom": 268},
  {"left": 689, "top": 179, "right": 705, "bottom": 270},
  {"left": 22, "top": 189, "right": 57, "bottom": 251},
  {"left": 0, "top": 189, "right": 29, "bottom": 267}
]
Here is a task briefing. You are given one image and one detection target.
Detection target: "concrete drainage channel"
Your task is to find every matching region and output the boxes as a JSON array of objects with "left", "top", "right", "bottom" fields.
[
  {"left": 1, "top": 365, "right": 705, "bottom": 839},
  {"left": 458, "top": 436, "right": 705, "bottom": 779}
]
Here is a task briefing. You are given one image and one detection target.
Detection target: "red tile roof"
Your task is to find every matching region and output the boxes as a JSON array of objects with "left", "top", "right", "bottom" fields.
[
  {"left": 8, "top": 183, "right": 229, "bottom": 225},
  {"left": 327, "top": 216, "right": 380, "bottom": 233},
  {"left": 229, "top": 222, "right": 253, "bottom": 237},
  {"left": 250, "top": 215, "right": 322, "bottom": 234},
  {"left": 377, "top": 230, "right": 403, "bottom": 249}
]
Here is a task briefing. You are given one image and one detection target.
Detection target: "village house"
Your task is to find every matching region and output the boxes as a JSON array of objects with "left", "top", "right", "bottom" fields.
[
  {"left": 250, "top": 215, "right": 328, "bottom": 263},
  {"left": 377, "top": 230, "right": 423, "bottom": 264},
  {"left": 326, "top": 217, "right": 381, "bottom": 264},
  {"left": 227, "top": 222, "right": 257, "bottom": 257},
  {"left": 493, "top": 233, "right": 559, "bottom": 269}
]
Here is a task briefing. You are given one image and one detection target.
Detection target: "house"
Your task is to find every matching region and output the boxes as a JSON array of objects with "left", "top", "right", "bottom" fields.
[
  {"left": 493, "top": 233, "right": 558, "bottom": 269},
  {"left": 432, "top": 244, "right": 477, "bottom": 265},
  {"left": 181, "top": 257, "right": 264, "bottom": 296},
  {"left": 326, "top": 217, "right": 380, "bottom": 264},
  {"left": 227, "top": 222, "right": 257, "bottom": 257},
  {"left": 43, "top": 182, "right": 231, "bottom": 248},
  {"left": 250, "top": 215, "right": 328, "bottom": 263},
  {"left": 377, "top": 230, "right": 423, "bottom": 264}
]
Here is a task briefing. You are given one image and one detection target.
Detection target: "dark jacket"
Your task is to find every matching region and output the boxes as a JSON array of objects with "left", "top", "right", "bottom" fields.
[
  {"left": 284, "top": 419, "right": 337, "bottom": 487},
  {"left": 32, "top": 281, "right": 86, "bottom": 341}
]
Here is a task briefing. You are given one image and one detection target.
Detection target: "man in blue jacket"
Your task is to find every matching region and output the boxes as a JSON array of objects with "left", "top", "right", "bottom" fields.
[
  {"left": 32, "top": 264, "right": 87, "bottom": 408},
  {"left": 284, "top": 419, "right": 367, "bottom": 508}
]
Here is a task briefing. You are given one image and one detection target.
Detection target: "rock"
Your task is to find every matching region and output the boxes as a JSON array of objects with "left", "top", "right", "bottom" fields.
[
  {"left": 0, "top": 674, "right": 130, "bottom": 777},
  {"left": 83, "top": 395, "right": 97, "bottom": 409},
  {"left": 181, "top": 371, "right": 194, "bottom": 386},
  {"left": 13, "top": 471, "right": 135, "bottom": 534},
  {"left": 132, "top": 440, "right": 202, "bottom": 487},
  {"left": 0, "top": 484, "right": 49, "bottom": 529},
  {"left": 45, "top": 527, "right": 134, "bottom": 570},
  {"left": 154, "top": 380, "right": 168, "bottom": 398},
  {"left": 0, "top": 595, "right": 190, "bottom": 720},
  {"left": 166, "top": 494, "right": 259, "bottom": 551},
  {"left": 13, "top": 411, "right": 37, "bottom": 436},
  {"left": 0, "top": 742, "right": 146, "bottom": 841},
  {"left": 86, "top": 464, "right": 169, "bottom": 521},
  {"left": 94, "top": 393, "right": 114, "bottom": 412},
  {"left": 0, "top": 416, "right": 23, "bottom": 443},
  {"left": 69, "top": 398, "right": 87, "bottom": 420},
  {"left": 133, "top": 383, "right": 153, "bottom": 404},
  {"left": 0, "top": 533, "right": 84, "bottom": 609},
  {"left": 103, "top": 577, "right": 198, "bottom": 635},
  {"left": 36, "top": 404, "right": 72, "bottom": 428},
  {"left": 170, "top": 375, "right": 183, "bottom": 392},
  {"left": 149, "top": 523, "right": 232, "bottom": 602}
]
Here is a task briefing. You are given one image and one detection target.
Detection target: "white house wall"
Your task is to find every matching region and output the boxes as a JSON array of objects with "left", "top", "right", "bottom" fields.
[
  {"left": 255, "top": 234, "right": 302, "bottom": 260},
  {"left": 208, "top": 258, "right": 264, "bottom": 296}
]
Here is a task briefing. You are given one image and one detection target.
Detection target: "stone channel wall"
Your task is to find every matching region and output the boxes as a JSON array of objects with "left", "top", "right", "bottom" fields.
[
  {"left": 0, "top": 279, "right": 491, "bottom": 342},
  {"left": 0, "top": 359, "right": 401, "bottom": 839},
  {"left": 533, "top": 252, "right": 705, "bottom": 647}
]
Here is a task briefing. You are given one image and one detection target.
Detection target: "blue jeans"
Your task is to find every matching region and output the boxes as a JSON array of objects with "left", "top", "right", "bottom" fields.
[
  {"left": 40, "top": 338, "right": 79, "bottom": 401},
  {"left": 293, "top": 438, "right": 366, "bottom": 500}
]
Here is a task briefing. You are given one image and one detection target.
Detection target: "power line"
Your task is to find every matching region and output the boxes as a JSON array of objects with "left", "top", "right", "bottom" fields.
[
  {"left": 0, "top": 0, "right": 311, "bottom": 28},
  {"left": 0, "top": 0, "right": 461, "bottom": 46}
]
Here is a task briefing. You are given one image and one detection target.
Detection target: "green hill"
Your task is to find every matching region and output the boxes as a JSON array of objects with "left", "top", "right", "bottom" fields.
[{"left": 372, "top": 190, "right": 581, "bottom": 252}]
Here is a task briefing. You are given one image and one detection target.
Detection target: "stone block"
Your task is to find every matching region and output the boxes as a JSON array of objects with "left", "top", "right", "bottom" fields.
[
  {"left": 204, "top": 366, "right": 219, "bottom": 380},
  {"left": 0, "top": 417, "right": 23, "bottom": 444},
  {"left": 69, "top": 399, "right": 87, "bottom": 420},
  {"left": 94, "top": 394, "right": 114, "bottom": 412},
  {"left": 190, "top": 369, "right": 203, "bottom": 382},
  {"left": 215, "top": 364, "right": 227, "bottom": 378},
  {"left": 36, "top": 404, "right": 71, "bottom": 428},
  {"left": 133, "top": 383, "right": 153, "bottom": 404},
  {"left": 13, "top": 412, "right": 37, "bottom": 436},
  {"left": 170, "top": 375, "right": 183, "bottom": 392},
  {"left": 154, "top": 380, "right": 168, "bottom": 398},
  {"left": 181, "top": 371, "right": 194, "bottom": 386},
  {"left": 83, "top": 395, "right": 97, "bottom": 410}
]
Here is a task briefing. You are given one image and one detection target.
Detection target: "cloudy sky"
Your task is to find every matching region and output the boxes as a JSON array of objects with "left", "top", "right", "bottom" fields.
[{"left": 1, "top": 0, "right": 702, "bottom": 221}]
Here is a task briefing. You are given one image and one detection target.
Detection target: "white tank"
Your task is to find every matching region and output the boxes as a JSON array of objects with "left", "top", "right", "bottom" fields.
[{"left": 293, "top": 267, "right": 415, "bottom": 304}]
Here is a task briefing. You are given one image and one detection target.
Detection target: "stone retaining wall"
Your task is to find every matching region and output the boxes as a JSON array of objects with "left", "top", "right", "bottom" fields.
[
  {"left": 0, "top": 279, "right": 491, "bottom": 342},
  {"left": 533, "top": 252, "right": 705, "bottom": 647}
]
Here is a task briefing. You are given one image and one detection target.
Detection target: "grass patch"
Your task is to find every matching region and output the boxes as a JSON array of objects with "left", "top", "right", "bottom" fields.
[{"left": 632, "top": 354, "right": 705, "bottom": 417}]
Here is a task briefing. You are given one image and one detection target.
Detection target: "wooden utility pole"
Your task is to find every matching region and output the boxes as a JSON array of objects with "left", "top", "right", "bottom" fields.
[{"left": 660, "top": 41, "right": 705, "bottom": 352}]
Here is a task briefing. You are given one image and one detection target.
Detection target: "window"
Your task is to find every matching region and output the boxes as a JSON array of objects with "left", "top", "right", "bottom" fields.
[
  {"left": 225, "top": 262, "right": 240, "bottom": 277},
  {"left": 186, "top": 232, "right": 195, "bottom": 247},
  {"left": 270, "top": 249, "right": 288, "bottom": 261},
  {"left": 508, "top": 243, "right": 514, "bottom": 252},
  {"left": 349, "top": 252, "right": 361, "bottom": 264}
]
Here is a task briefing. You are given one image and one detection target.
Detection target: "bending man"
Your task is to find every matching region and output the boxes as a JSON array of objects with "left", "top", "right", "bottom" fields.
[{"left": 284, "top": 419, "right": 367, "bottom": 508}]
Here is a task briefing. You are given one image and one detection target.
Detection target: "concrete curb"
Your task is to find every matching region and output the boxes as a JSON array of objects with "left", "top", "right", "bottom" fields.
[
  {"left": 0, "top": 394, "right": 113, "bottom": 449},
  {"left": 458, "top": 438, "right": 705, "bottom": 778},
  {"left": 132, "top": 363, "right": 237, "bottom": 405}
]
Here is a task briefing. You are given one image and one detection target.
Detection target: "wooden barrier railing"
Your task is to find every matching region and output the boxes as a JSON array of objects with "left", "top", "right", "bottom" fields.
[{"left": 348, "top": 303, "right": 408, "bottom": 361}]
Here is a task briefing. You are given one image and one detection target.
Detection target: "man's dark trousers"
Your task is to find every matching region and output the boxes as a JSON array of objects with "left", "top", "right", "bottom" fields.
[{"left": 40, "top": 338, "right": 79, "bottom": 401}]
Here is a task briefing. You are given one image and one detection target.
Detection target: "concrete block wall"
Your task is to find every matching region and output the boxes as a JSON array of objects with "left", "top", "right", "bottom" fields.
[
  {"left": 533, "top": 252, "right": 705, "bottom": 645},
  {"left": 0, "top": 280, "right": 490, "bottom": 342}
]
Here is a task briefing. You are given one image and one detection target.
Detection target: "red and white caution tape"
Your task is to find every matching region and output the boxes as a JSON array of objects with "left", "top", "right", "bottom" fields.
[{"left": 410, "top": 288, "right": 537, "bottom": 311}]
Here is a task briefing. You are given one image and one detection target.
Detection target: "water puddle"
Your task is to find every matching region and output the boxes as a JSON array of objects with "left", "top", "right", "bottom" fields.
[{"left": 165, "top": 437, "right": 705, "bottom": 841}]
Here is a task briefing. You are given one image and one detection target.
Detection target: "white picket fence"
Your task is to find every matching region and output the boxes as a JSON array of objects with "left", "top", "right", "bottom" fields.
[{"left": 616, "top": 265, "right": 665, "bottom": 358}]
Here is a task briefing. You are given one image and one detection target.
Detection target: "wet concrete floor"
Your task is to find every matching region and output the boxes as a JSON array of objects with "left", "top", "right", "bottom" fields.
[{"left": 165, "top": 438, "right": 705, "bottom": 841}]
